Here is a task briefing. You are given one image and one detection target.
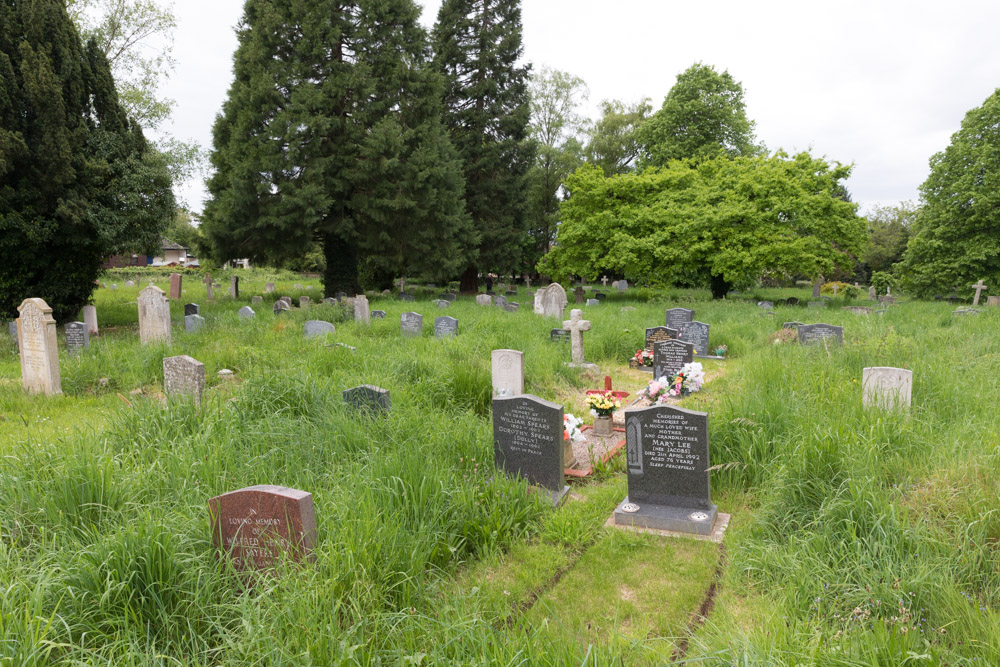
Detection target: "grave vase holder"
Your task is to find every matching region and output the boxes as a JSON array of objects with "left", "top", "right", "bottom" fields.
[{"left": 593, "top": 415, "right": 614, "bottom": 437}]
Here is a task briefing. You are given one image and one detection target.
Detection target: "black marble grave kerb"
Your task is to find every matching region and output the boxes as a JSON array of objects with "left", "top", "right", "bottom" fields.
[{"left": 613, "top": 497, "right": 718, "bottom": 536}]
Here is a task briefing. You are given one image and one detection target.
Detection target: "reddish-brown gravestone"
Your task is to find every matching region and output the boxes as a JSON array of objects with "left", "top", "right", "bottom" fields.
[
  {"left": 208, "top": 485, "right": 317, "bottom": 571},
  {"left": 169, "top": 273, "right": 182, "bottom": 300}
]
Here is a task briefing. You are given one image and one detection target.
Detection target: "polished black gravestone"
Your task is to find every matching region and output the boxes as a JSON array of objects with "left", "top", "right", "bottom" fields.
[
  {"left": 492, "top": 394, "right": 569, "bottom": 506},
  {"left": 550, "top": 329, "right": 570, "bottom": 343},
  {"left": 184, "top": 303, "right": 200, "bottom": 317},
  {"left": 343, "top": 385, "right": 391, "bottom": 413},
  {"left": 64, "top": 321, "right": 89, "bottom": 353},
  {"left": 614, "top": 404, "right": 717, "bottom": 535},
  {"left": 798, "top": 323, "right": 844, "bottom": 344},
  {"left": 645, "top": 326, "right": 677, "bottom": 349},
  {"left": 653, "top": 339, "right": 693, "bottom": 379},
  {"left": 678, "top": 321, "right": 710, "bottom": 356},
  {"left": 665, "top": 308, "right": 694, "bottom": 329}
]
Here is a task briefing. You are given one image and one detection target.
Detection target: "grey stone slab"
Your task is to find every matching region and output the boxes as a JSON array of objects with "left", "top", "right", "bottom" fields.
[
  {"left": 64, "top": 321, "right": 89, "bottom": 353},
  {"left": 798, "top": 323, "right": 844, "bottom": 344},
  {"left": 251, "top": 296, "right": 263, "bottom": 305},
  {"left": 185, "top": 314, "right": 205, "bottom": 333},
  {"left": 137, "top": 285, "right": 171, "bottom": 345},
  {"left": 304, "top": 320, "right": 335, "bottom": 339},
  {"left": 492, "top": 394, "right": 568, "bottom": 505},
  {"left": 586, "top": 298, "right": 600, "bottom": 306},
  {"left": 862, "top": 366, "right": 912, "bottom": 411},
  {"left": 678, "top": 321, "right": 709, "bottom": 357},
  {"left": 653, "top": 339, "right": 693, "bottom": 379},
  {"left": 398, "top": 293, "right": 415, "bottom": 302},
  {"left": 83, "top": 305, "right": 98, "bottom": 335},
  {"left": 343, "top": 385, "right": 391, "bottom": 414},
  {"left": 434, "top": 316, "right": 458, "bottom": 338},
  {"left": 273, "top": 300, "right": 291, "bottom": 315},
  {"left": 163, "top": 354, "right": 205, "bottom": 406},
  {"left": 435, "top": 299, "right": 450, "bottom": 308},
  {"left": 237, "top": 306, "right": 255, "bottom": 319},
  {"left": 665, "top": 308, "right": 694, "bottom": 329},
  {"left": 401, "top": 312, "right": 422, "bottom": 337}
]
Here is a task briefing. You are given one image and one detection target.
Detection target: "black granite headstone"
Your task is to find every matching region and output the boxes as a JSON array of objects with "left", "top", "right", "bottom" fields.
[
  {"left": 550, "top": 329, "right": 570, "bottom": 342},
  {"left": 665, "top": 308, "right": 695, "bottom": 329},
  {"left": 343, "top": 385, "right": 391, "bottom": 414},
  {"left": 595, "top": 292, "right": 606, "bottom": 301},
  {"left": 645, "top": 326, "right": 677, "bottom": 350},
  {"left": 798, "top": 323, "right": 844, "bottom": 344},
  {"left": 653, "top": 339, "right": 693, "bottom": 379},
  {"left": 65, "top": 321, "right": 89, "bottom": 353},
  {"left": 678, "top": 321, "right": 710, "bottom": 356},
  {"left": 184, "top": 303, "right": 200, "bottom": 317},
  {"left": 371, "top": 310, "right": 386, "bottom": 319},
  {"left": 434, "top": 316, "right": 458, "bottom": 337},
  {"left": 492, "top": 394, "right": 568, "bottom": 506}
]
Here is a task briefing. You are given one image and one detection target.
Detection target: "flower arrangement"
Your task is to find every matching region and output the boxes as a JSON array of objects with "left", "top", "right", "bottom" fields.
[
  {"left": 639, "top": 362, "right": 706, "bottom": 403},
  {"left": 632, "top": 349, "right": 653, "bottom": 367},
  {"left": 585, "top": 391, "right": 622, "bottom": 417},
  {"left": 564, "top": 414, "right": 586, "bottom": 442},
  {"left": 714, "top": 344, "right": 728, "bottom": 357}
]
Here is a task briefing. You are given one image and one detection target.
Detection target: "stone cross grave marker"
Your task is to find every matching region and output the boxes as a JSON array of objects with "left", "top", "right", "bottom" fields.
[
  {"left": 562, "top": 309, "right": 591, "bottom": 365},
  {"left": 83, "top": 305, "right": 98, "bottom": 336},
  {"left": 601, "top": 276, "right": 609, "bottom": 288},
  {"left": 653, "top": 338, "right": 693, "bottom": 380},
  {"left": 17, "top": 298, "right": 61, "bottom": 395},
  {"left": 304, "top": 320, "right": 335, "bottom": 339},
  {"left": 186, "top": 314, "right": 205, "bottom": 333},
  {"left": 208, "top": 486, "right": 317, "bottom": 571},
  {"left": 665, "top": 308, "right": 694, "bottom": 330},
  {"left": 971, "top": 279, "right": 988, "bottom": 306},
  {"left": 615, "top": 404, "right": 717, "bottom": 535},
  {"left": 396, "top": 277, "right": 406, "bottom": 293},
  {"left": 862, "top": 367, "right": 913, "bottom": 412},
  {"left": 574, "top": 286, "right": 585, "bottom": 304},
  {"left": 798, "top": 323, "right": 844, "bottom": 344},
  {"left": 343, "top": 385, "right": 391, "bottom": 413},
  {"left": 138, "top": 285, "right": 172, "bottom": 345},
  {"left": 434, "top": 316, "right": 458, "bottom": 338},
  {"left": 832, "top": 284, "right": 839, "bottom": 296},
  {"left": 492, "top": 394, "right": 569, "bottom": 506},
  {"left": 401, "top": 312, "right": 423, "bottom": 337},
  {"left": 542, "top": 283, "right": 568, "bottom": 320},
  {"left": 64, "top": 321, "right": 89, "bottom": 354},
  {"left": 525, "top": 276, "right": 532, "bottom": 288},
  {"left": 238, "top": 306, "right": 255, "bottom": 319},
  {"left": 163, "top": 354, "right": 206, "bottom": 406},
  {"left": 169, "top": 273, "right": 182, "bottom": 300},
  {"left": 491, "top": 349, "right": 524, "bottom": 397},
  {"left": 354, "top": 294, "right": 370, "bottom": 324},
  {"left": 185, "top": 303, "right": 200, "bottom": 317},
  {"left": 679, "top": 321, "right": 710, "bottom": 356},
  {"left": 203, "top": 273, "right": 214, "bottom": 299}
]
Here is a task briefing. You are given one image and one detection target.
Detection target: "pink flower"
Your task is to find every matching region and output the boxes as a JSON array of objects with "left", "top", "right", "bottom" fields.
[{"left": 648, "top": 382, "right": 661, "bottom": 395}]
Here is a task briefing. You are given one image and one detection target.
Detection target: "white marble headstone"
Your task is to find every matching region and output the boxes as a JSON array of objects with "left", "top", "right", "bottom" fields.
[
  {"left": 138, "top": 285, "right": 171, "bottom": 344},
  {"left": 17, "top": 298, "right": 61, "bottom": 395},
  {"left": 862, "top": 367, "right": 913, "bottom": 411},
  {"left": 491, "top": 349, "right": 525, "bottom": 397}
]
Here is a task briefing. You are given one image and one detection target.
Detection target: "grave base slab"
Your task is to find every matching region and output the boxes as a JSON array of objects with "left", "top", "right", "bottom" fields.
[
  {"left": 605, "top": 511, "right": 730, "bottom": 544},
  {"left": 543, "top": 485, "right": 571, "bottom": 507},
  {"left": 613, "top": 496, "right": 718, "bottom": 536}
]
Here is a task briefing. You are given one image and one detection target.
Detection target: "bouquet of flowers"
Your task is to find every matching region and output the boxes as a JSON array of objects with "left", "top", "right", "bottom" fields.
[
  {"left": 585, "top": 391, "right": 622, "bottom": 417},
  {"left": 669, "top": 362, "right": 705, "bottom": 397},
  {"left": 638, "top": 377, "right": 672, "bottom": 404},
  {"left": 632, "top": 349, "right": 653, "bottom": 367},
  {"left": 564, "top": 414, "right": 586, "bottom": 442}
]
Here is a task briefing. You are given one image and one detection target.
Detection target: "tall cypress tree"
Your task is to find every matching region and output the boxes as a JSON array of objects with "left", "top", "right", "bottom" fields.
[
  {"left": 433, "top": 0, "right": 533, "bottom": 291},
  {"left": 203, "top": 0, "right": 470, "bottom": 294},
  {"left": 0, "top": 0, "right": 173, "bottom": 321}
]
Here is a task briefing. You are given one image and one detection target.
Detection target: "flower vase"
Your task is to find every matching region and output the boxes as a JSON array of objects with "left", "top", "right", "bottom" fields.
[{"left": 593, "top": 415, "right": 614, "bottom": 437}]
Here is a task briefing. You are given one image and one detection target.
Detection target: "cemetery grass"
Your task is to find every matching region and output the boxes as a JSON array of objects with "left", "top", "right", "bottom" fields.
[{"left": 2, "top": 274, "right": 1000, "bottom": 663}]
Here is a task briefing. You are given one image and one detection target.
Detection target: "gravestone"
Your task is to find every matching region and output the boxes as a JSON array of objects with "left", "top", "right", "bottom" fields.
[
  {"left": 163, "top": 354, "right": 206, "bottom": 406},
  {"left": 665, "top": 308, "right": 694, "bottom": 329},
  {"left": 807, "top": 301, "right": 825, "bottom": 309},
  {"left": 477, "top": 294, "right": 492, "bottom": 306},
  {"left": 562, "top": 309, "right": 592, "bottom": 366},
  {"left": 273, "top": 300, "right": 290, "bottom": 315},
  {"left": 618, "top": 279, "right": 628, "bottom": 292},
  {"left": 83, "top": 305, "right": 98, "bottom": 335},
  {"left": 299, "top": 296, "right": 311, "bottom": 308},
  {"left": 203, "top": 273, "right": 214, "bottom": 300},
  {"left": 645, "top": 326, "right": 677, "bottom": 350},
  {"left": 757, "top": 301, "right": 773, "bottom": 310},
  {"left": 585, "top": 298, "right": 599, "bottom": 306},
  {"left": 401, "top": 312, "right": 422, "bottom": 337},
  {"left": 185, "top": 303, "right": 200, "bottom": 317},
  {"left": 354, "top": 294, "right": 370, "bottom": 324},
  {"left": 878, "top": 295, "right": 897, "bottom": 305},
  {"left": 64, "top": 321, "right": 89, "bottom": 353},
  {"left": 988, "top": 296, "right": 1000, "bottom": 307},
  {"left": 343, "top": 385, "right": 392, "bottom": 414},
  {"left": 435, "top": 299, "right": 450, "bottom": 308},
  {"left": 798, "top": 323, "right": 844, "bottom": 344},
  {"left": 137, "top": 285, "right": 172, "bottom": 345},
  {"left": 110, "top": 284, "right": 118, "bottom": 291},
  {"left": 574, "top": 286, "right": 585, "bottom": 304},
  {"left": 208, "top": 486, "right": 317, "bottom": 571},
  {"left": 229, "top": 275, "right": 239, "bottom": 299},
  {"left": 812, "top": 279, "right": 823, "bottom": 298},
  {"left": 434, "top": 316, "right": 458, "bottom": 338},
  {"left": 532, "top": 290, "right": 544, "bottom": 314},
  {"left": 186, "top": 314, "right": 205, "bottom": 333},
  {"left": 862, "top": 367, "right": 913, "bottom": 412},
  {"left": 16, "top": 299, "right": 61, "bottom": 395},
  {"left": 252, "top": 296, "right": 263, "bottom": 305},
  {"left": 653, "top": 339, "right": 693, "bottom": 379},
  {"left": 445, "top": 293, "right": 457, "bottom": 302},
  {"left": 869, "top": 286, "right": 877, "bottom": 300},
  {"left": 169, "top": 273, "right": 182, "bottom": 300},
  {"left": 494, "top": 295, "right": 507, "bottom": 308},
  {"left": 399, "top": 293, "right": 415, "bottom": 302},
  {"left": 125, "top": 280, "right": 135, "bottom": 287},
  {"left": 238, "top": 306, "right": 255, "bottom": 319},
  {"left": 7, "top": 321, "right": 15, "bottom": 339},
  {"left": 304, "top": 320, "right": 335, "bottom": 339},
  {"left": 541, "top": 283, "right": 568, "bottom": 320},
  {"left": 595, "top": 292, "right": 606, "bottom": 301},
  {"left": 550, "top": 328, "right": 570, "bottom": 343},
  {"left": 611, "top": 281, "right": 620, "bottom": 291},
  {"left": 782, "top": 321, "right": 803, "bottom": 329},
  {"left": 491, "top": 349, "right": 524, "bottom": 397},
  {"left": 280, "top": 296, "right": 293, "bottom": 306},
  {"left": 614, "top": 404, "right": 716, "bottom": 535},
  {"left": 492, "top": 394, "right": 569, "bottom": 506},
  {"left": 678, "top": 321, "right": 710, "bottom": 356},
  {"left": 371, "top": 310, "right": 386, "bottom": 319},
  {"left": 504, "top": 302, "right": 520, "bottom": 312},
  {"left": 265, "top": 282, "right": 275, "bottom": 293}
]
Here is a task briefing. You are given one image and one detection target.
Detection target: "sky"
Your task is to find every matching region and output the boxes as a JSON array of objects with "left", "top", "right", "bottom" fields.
[{"left": 158, "top": 0, "right": 1000, "bottom": 215}]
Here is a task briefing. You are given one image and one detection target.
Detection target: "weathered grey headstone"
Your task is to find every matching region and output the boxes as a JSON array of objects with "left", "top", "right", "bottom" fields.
[
  {"left": 371, "top": 310, "right": 386, "bottom": 319},
  {"left": 862, "top": 367, "right": 913, "bottom": 412},
  {"left": 617, "top": 279, "right": 628, "bottom": 292},
  {"left": 169, "top": 273, "right": 182, "bottom": 300},
  {"left": 494, "top": 295, "right": 507, "bottom": 308},
  {"left": 280, "top": 296, "right": 293, "bottom": 307},
  {"left": 679, "top": 321, "right": 710, "bottom": 357},
  {"left": 299, "top": 296, "right": 311, "bottom": 308},
  {"left": 477, "top": 294, "right": 493, "bottom": 306},
  {"left": 163, "top": 354, "right": 206, "bottom": 406},
  {"left": 304, "top": 320, "right": 335, "bottom": 339},
  {"left": 615, "top": 404, "right": 716, "bottom": 535},
  {"left": 492, "top": 394, "right": 569, "bottom": 506},
  {"left": 343, "top": 385, "right": 391, "bottom": 414},
  {"left": 185, "top": 314, "right": 205, "bottom": 332},
  {"left": 504, "top": 302, "right": 520, "bottom": 312},
  {"left": 251, "top": 296, "right": 263, "bottom": 305},
  {"left": 238, "top": 306, "right": 255, "bottom": 319},
  {"left": 653, "top": 339, "right": 693, "bottom": 379},
  {"left": 435, "top": 299, "right": 450, "bottom": 308},
  {"left": 264, "top": 282, "right": 275, "bottom": 294},
  {"left": 83, "top": 305, "right": 98, "bottom": 336},
  {"left": 185, "top": 303, "right": 200, "bottom": 317},
  {"left": 208, "top": 486, "right": 316, "bottom": 571},
  {"left": 533, "top": 290, "right": 544, "bottom": 314},
  {"left": 273, "top": 300, "right": 290, "bottom": 315},
  {"left": 354, "top": 294, "right": 370, "bottom": 324},
  {"left": 401, "top": 312, "right": 423, "bottom": 337},
  {"left": 125, "top": 280, "right": 135, "bottom": 287},
  {"left": 812, "top": 279, "right": 823, "bottom": 298},
  {"left": 434, "top": 316, "right": 458, "bottom": 338},
  {"left": 645, "top": 326, "right": 677, "bottom": 349},
  {"left": 16, "top": 299, "right": 61, "bottom": 395},
  {"left": 7, "top": 321, "right": 15, "bottom": 340},
  {"left": 988, "top": 296, "right": 1000, "bottom": 307},
  {"left": 550, "top": 329, "right": 570, "bottom": 343},
  {"left": 541, "top": 283, "right": 568, "bottom": 320},
  {"left": 595, "top": 292, "right": 607, "bottom": 301},
  {"left": 582, "top": 297, "right": 597, "bottom": 306},
  {"left": 491, "top": 349, "right": 524, "bottom": 397},
  {"left": 138, "top": 285, "right": 172, "bottom": 345},
  {"left": 562, "top": 309, "right": 592, "bottom": 365},
  {"left": 665, "top": 308, "right": 694, "bottom": 329},
  {"left": 798, "top": 323, "right": 844, "bottom": 344},
  {"left": 229, "top": 275, "right": 239, "bottom": 299},
  {"left": 64, "top": 321, "right": 89, "bottom": 353}
]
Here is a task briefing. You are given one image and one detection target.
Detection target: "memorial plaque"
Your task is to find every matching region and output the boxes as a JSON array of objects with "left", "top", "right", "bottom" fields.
[
  {"left": 208, "top": 485, "right": 317, "bottom": 571},
  {"left": 185, "top": 303, "right": 200, "bottom": 317},
  {"left": 238, "top": 306, "right": 255, "bottom": 319},
  {"left": 163, "top": 354, "right": 206, "bottom": 406},
  {"left": 64, "top": 321, "right": 89, "bottom": 353},
  {"left": 550, "top": 328, "right": 570, "bottom": 343},
  {"left": 678, "top": 321, "right": 710, "bottom": 356},
  {"left": 371, "top": 310, "right": 386, "bottom": 319},
  {"left": 137, "top": 285, "right": 171, "bottom": 345},
  {"left": 186, "top": 314, "right": 205, "bottom": 333},
  {"left": 16, "top": 299, "right": 61, "bottom": 396},
  {"left": 491, "top": 349, "right": 524, "bottom": 397},
  {"left": 343, "top": 384, "right": 392, "bottom": 414},
  {"left": 614, "top": 404, "right": 716, "bottom": 535},
  {"left": 798, "top": 323, "right": 844, "bottom": 344},
  {"left": 653, "top": 339, "right": 693, "bottom": 379},
  {"left": 862, "top": 367, "right": 912, "bottom": 411},
  {"left": 665, "top": 308, "right": 694, "bottom": 329},
  {"left": 83, "top": 305, "right": 98, "bottom": 335},
  {"left": 401, "top": 312, "right": 423, "bottom": 337},
  {"left": 304, "top": 320, "right": 335, "bottom": 339},
  {"left": 492, "top": 394, "right": 568, "bottom": 505},
  {"left": 645, "top": 326, "right": 677, "bottom": 350},
  {"left": 434, "top": 316, "right": 458, "bottom": 338}
]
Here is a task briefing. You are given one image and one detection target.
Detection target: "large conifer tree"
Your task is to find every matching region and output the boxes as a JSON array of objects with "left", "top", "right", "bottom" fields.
[
  {"left": 433, "top": 0, "right": 533, "bottom": 291},
  {"left": 0, "top": 0, "right": 173, "bottom": 321},
  {"left": 203, "top": 0, "right": 470, "bottom": 294}
]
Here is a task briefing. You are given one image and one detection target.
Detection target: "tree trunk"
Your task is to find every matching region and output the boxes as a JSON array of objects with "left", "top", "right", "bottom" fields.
[
  {"left": 710, "top": 274, "right": 731, "bottom": 300},
  {"left": 322, "top": 234, "right": 359, "bottom": 297},
  {"left": 459, "top": 265, "right": 479, "bottom": 294}
]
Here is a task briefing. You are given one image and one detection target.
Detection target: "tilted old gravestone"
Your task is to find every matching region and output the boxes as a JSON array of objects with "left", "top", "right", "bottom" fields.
[
  {"left": 653, "top": 339, "right": 693, "bottom": 380},
  {"left": 83, "top": 305, "right": 98, "bottom": 336},
  {"left": 971, "top": 280, "right": 988, "bottom": 306},
  {"left": 203, "top": 274, "right": 214, "bottom": 300},
  {"left": 371, "top": 310, "right": 386, "bottom": 319},
  {"left": 343, "top": 385, "right": 391, "bottom": 413},
  {"left": 273, "top": 300, "right": 290, "bottom": 315},
  {"left": 64, "top": 322, "right": 89, "bottom": 353},
  {"left": 354, "top": 294, "right": 370, "bottom": 324},
  {"left": 679, "top": 321, "right": 710, "bottom": 356},
  {"left": 862, "top": 367, "right": 913, "bottom": 412},
  {"left": 304, "top": 320, "right": 335, "bottom": 339},
  {"left": 401, "top": 312, "right": 423, "bottom": 337},
  {"left": 476, "top": 294, "right": 492, "bottom": 306},
  {"left": 615, "top": 404, "right": 717, "bottom": 535},
  {"left": 491, "top": 349, "right": 524, "bottom": 397},
  {"left": 17, "top": 298, "right": 61, "bottom": 396},
  {"left": 238, "top": 306, "right": 255, "bottom": 319},
  {"left": 208, "top": 485, "right": 317, "bottom": 571},
  {"left": 434, "top": 316, "right": 458, "bottom": 338},
  {"left": 435, "top": 299, "right": 450, "bottom": 309},
  {"left": 665, "top": 308, "right": 694, "bottom": 329},
  {"left": 492, "top": 394, "right": 569, "bottom": 506},
  {"left": 138, "top": 285, "right": 172, "bottom": 345},
  {"left": 798, "top": 323, "right": 844, "bottom": 344},
  {"left": 299, "top": 296, "right": 311, "bottom": 308},
  {"left": 185, "top": 303, "right": 200, "bottom": 317},
  {"left": 541, "top": 283, "right": 568, "bottom": 320},
  {"left": 163, "top": 354, "right": 206, "bottom": 406},
  {"left": 186, "top": 314, "right": 205, "bottom": 333}
]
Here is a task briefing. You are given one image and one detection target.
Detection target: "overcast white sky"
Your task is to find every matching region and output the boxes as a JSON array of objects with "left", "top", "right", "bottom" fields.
[{"left": 159, "top": 0, "right": 1000, "bottom": 215}]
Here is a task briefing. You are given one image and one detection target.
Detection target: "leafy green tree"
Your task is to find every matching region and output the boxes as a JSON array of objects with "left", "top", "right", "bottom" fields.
[
  {"left": 525, "top": 66, "right": 588, "bottom": 275},
  {"left": 165, "top": 209, "right": 206, "bottom": 257},
  {"left": 862, "top": 201, "right": 916, "bottom": 276},
  {"left": 896, "top": 89, "right": 1000, "bottom": 298},
  {"left": 539, "top": 152, "right": 866, "bottom": 298},
  {"left": 0, "top": 0, "right": 174, "bottom": 321},
  {"left": 585, "top": 97, "right": 651, "bottom": 176},
  {"left": 203, "top": 0, "right": 470, "bottom": 294},
  {"left": 433, "top": 0, "right": 534, "bottom": 291},
  {"left": 638, "top": 62, "right": 763, "bottom": 167}
]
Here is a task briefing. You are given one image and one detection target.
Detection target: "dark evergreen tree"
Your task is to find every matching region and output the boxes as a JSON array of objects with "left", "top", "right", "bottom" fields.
[
  {"left": 433, "top": 0, "right": 534, "bottom": 292},
  {"left": 0, "top": 0, "right": 173, "bottom": 322},
  {"left": 203, "top": 0, "right": 470, "bottom": 295}
]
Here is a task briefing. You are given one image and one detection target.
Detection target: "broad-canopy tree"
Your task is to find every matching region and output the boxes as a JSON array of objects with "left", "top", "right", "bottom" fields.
[
  {"left": 433, "top": 0, "right": 534, "bottom": 290},
  {"left": 896, "top": 89, "right": 1000, "bottom": 297},
  {"left": 538, "top": 152, "right": 867, "bottom": 298},
  {"left": 0, "top": 0, "right": 174, "bottom": 321},
  {"left": 203, "top": 0, "right": 470, "bottom": 294},
  {"left": 861, "top": 201, "right": 916, "bottom": 278},
  {"left": 638, "top": 62, "right": 763, "bottom": 167},
  {"left": 585, "top": 97, "right": 651, "bottom": 177}
]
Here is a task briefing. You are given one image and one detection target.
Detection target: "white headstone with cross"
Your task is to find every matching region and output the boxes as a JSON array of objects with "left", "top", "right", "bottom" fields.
[
  {"left": 562, "top": 309, "right": 592, "bottom": 364},
  {"left": 971, "top": 279, "right": 987, "bottom": 306},
  {"left": 601, "top": 276, "right": 609, "bottom": 288},
  {"left": 396, "top": 277, "right": 406, "bottom": 293}
]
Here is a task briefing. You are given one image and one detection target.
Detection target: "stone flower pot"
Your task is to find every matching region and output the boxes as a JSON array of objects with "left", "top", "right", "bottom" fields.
[{"left": 592, "top": 415, "right": 614, "bottom": 437}]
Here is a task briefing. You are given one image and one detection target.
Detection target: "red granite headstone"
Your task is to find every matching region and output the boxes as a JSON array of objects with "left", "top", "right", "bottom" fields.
[
  {"left": 169, "top": 273, "right": 182, "bottom": 300},
  {"left": 208, "top": 485, "right": 317, "bottom": 570}
]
